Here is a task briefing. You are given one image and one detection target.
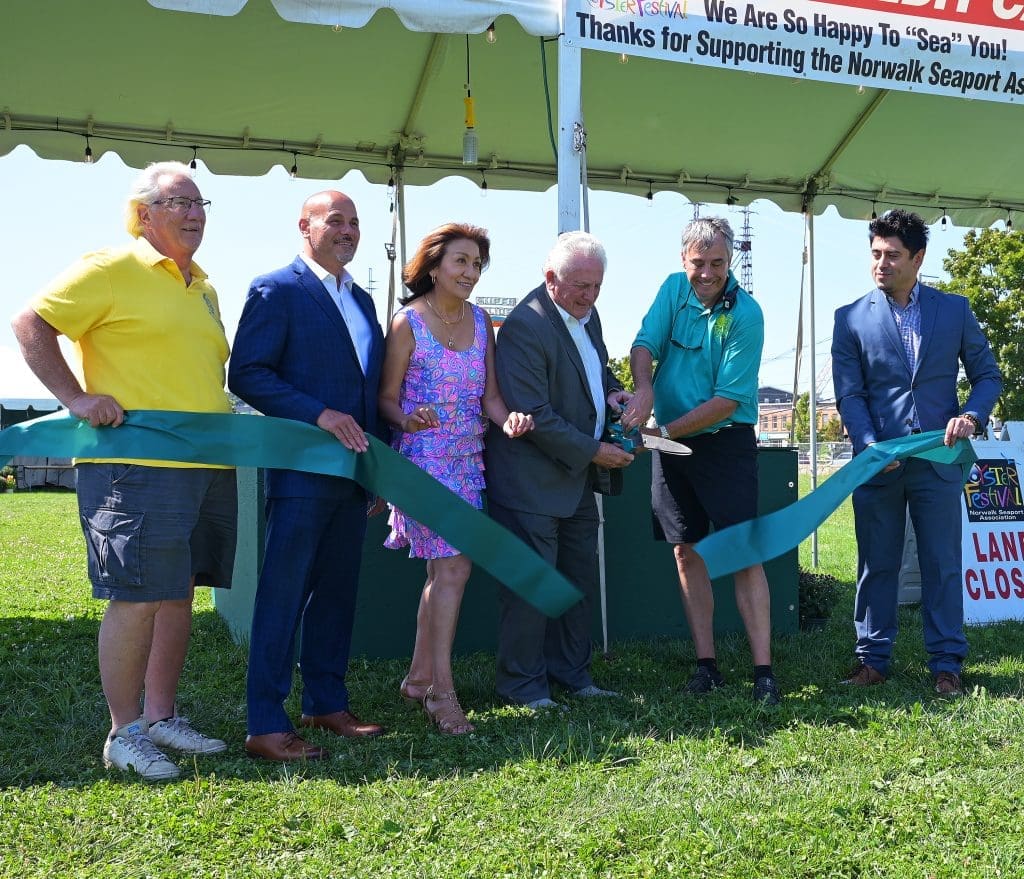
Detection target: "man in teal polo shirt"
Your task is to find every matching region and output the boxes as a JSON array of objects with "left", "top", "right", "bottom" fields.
[{"left": 625, "top": 216, "right": 778, "bottom": 705}]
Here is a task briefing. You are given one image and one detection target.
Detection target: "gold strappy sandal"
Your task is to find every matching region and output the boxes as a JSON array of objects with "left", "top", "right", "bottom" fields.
[
  {"left": 423, "top": 686, "right": 475, "bottom": 735},
  {"left": 399, "top": 676, "right": 431, "bottom": 707}
]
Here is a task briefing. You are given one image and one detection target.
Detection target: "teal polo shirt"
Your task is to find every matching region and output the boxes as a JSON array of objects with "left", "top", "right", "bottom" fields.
[{"left": 632, "top": 271, "right": 763, "bottom": 438}]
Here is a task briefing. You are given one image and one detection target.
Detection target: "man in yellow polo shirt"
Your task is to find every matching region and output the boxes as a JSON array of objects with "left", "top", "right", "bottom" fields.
[{"left": 10, "top": 161, "right": 236, "bottom": 781}]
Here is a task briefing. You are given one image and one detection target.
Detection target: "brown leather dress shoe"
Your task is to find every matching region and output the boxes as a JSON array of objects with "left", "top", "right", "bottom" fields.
[
  {"left": 840, "top": 662, "right": 886, "bottom": 686},
  {"left": 245, "top": 731, "right": 327, "bottom": 761},
  {"left": 934, "top": 671, "right": 963, "bottom": 697},
  {"left": 299, "top": 710, "right": 384, "bottom": 738}
]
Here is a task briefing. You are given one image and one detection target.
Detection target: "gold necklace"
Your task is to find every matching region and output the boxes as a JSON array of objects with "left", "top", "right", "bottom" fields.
[{"left": 424, "top": 294, "right": 466, "bottom": 348}]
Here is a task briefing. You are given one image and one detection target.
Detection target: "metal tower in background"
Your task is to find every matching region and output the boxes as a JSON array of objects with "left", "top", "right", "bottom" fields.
[{"left": 735, "top": 207, "right": 754, "bottom": 294}]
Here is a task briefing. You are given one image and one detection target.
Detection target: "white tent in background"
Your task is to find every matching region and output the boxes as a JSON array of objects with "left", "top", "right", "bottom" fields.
[
  {"left": 4, "top": 0, "right": 1021, "bottom": 603},
  {"left": 4, "top": 1, "right": 1022, "bottom": 223}
]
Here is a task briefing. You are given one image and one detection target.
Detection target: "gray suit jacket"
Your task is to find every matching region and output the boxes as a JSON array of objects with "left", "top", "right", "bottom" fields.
[{"left": 486, "top": 284, "right": 621, "bottom": 518}]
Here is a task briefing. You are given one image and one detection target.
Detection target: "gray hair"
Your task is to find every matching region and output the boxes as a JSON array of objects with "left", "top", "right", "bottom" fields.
[
  {"left": 543, "top": 231, "right": 607, "bottom": 277},
  {"left": 681, "top": 216, "right": 734, "bottom": 260},
  {"left": 124, "top": 161, "right": 193, "bottom": 237}
]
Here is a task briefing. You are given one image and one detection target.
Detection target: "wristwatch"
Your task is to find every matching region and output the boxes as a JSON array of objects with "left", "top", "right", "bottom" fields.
[
  {"left": 659, "top": 424, "right": 671, "bottom": 440},
  {"left": 962, "top": 413, "right": 981, "bottom": 435}
]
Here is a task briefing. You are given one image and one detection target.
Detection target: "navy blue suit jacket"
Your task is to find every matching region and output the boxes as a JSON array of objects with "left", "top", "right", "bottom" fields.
[
  {"left": 228, "top": 256, "right": 385, "bottom": 498},
  {"left": 832, "top": 283, "right": 1001, "bottom": 483}
]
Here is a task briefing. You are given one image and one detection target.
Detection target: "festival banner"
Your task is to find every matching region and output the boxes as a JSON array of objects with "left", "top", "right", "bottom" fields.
[
  {"left": 961, "top": 454, "right": 1024, "bottom": 624},
  {"left": 568, "top": 0, "right": 1024, "bottom": 103}
]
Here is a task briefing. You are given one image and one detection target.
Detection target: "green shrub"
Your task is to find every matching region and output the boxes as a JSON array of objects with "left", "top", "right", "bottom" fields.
[{"left": 798, "top": 568, "right": 841, "bottom": 628}]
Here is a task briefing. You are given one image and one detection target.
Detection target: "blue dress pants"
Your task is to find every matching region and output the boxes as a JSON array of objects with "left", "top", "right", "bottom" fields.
[
  {"left": 852, "top": 457, "right": 967, "bottom": 676},
  {"left": 247, "top": 493, "right": 367, "bottom": 735}
]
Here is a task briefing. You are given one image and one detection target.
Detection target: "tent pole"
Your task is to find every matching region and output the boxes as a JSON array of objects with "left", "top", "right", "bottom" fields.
[
  {"left": 556, "top": 27, "right": 582, "bottom": 233},
  {"left": 385, "top": 168, "right": 401, "bottom": 323},
  {"left": 558, "top": 17, "right": 606, "bottom": 650},
  {"left": 576, "top": 107, "right": 604, "bottom": 653},
  {"left": 397, "top": 169, "right": 408, "bottom": 292},
  {"left": 790, "top": 223, "right": 807, "bottom": 446},
  {"left": 806, "top": 206, "right": 820, "bottom": 567}
]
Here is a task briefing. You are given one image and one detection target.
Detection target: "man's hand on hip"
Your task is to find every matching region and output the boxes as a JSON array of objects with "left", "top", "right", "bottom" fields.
[{"left": 69, "top": 393, "right": 125, "bottom": 428}]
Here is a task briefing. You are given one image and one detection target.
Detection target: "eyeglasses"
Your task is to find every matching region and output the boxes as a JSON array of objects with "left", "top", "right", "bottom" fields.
[
  {"left": 669, "top": 292, "right": 707, "bottom": 351},
  {"left": 149, "top": 197, "right": 211, "bottom": 213}
]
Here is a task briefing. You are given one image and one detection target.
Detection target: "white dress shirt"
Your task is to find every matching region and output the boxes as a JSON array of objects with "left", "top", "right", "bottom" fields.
[
  {"left": 553, "top": 303, "right": 606, "bottom": 440},
  {"left": 299, "top": 253, "right": 373, "bottom": 374}
]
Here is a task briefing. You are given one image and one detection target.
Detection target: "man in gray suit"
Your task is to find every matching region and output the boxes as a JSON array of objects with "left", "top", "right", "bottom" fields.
[{"left": 486, "top": 232, "right": 635, "bottom": 709}]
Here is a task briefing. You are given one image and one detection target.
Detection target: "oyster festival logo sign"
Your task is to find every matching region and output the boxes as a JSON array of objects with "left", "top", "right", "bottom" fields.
[
  {"left": 962, "top": 458, "right": 1024, "bottom": 624},
  {"left": 963, "top": 458, "right": 1023, "bottom": 524},
  {"left": 573, "top": 0, "right": 1024, "bottom": 103}
]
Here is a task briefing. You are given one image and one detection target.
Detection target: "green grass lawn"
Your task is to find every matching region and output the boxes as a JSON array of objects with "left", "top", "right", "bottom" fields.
[{"left": 2, "top": 487, "right": 1024, "bottom": 878}]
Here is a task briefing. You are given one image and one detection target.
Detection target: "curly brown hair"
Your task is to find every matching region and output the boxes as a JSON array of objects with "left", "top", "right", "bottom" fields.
[{"left": 401, "top": 222, "right": 491, "bottom": 304}]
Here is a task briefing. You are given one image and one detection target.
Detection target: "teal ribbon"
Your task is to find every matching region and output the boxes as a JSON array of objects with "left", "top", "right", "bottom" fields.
[
  {"left": 693, "top": 431, "right": 977, "bottom": 579},
  {"left": 0, "top": 410, "right": 582, "bottom": 617}
]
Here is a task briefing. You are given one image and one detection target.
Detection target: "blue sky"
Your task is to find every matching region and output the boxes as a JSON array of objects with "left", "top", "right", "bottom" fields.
[{"left": 0, "top": 145, "right": 968, "bottom": 401}]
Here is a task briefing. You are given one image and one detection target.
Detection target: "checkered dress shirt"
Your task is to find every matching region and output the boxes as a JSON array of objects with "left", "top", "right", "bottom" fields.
[{"left": 885, "top": 282, "right": 921, "bottom": 429}]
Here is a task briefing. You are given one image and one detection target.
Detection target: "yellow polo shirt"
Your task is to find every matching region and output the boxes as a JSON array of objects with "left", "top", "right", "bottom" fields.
[{"left": 31, "top": 236, "right": 231, "bottom": 467}]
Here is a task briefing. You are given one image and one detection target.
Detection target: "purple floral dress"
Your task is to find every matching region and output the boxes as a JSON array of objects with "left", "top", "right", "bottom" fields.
[{"left": 385, "top": 303, "right": 488, "bottom": 559}]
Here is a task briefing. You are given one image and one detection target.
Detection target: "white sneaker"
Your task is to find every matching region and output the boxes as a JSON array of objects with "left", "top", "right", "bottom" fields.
[
  {"left": 571, "top": 685, "right": 620, "bottom": 698},
  {"left": 103, "top": 720, "right": 180, "bottom": 781},
  {"left": 524, "top": 698, "right": 568, "bottom": 712},
  {"left": 149, "top": 716, "right": 227, "bottom": 755}
]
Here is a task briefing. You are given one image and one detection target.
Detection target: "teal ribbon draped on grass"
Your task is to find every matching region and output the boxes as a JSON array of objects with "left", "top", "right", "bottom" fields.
[
  {"left": 0, "top": 410, "right": 582, "bottom": 617},
  {"left": 693, "top": 431, "right": 977, "bottom": 580}
]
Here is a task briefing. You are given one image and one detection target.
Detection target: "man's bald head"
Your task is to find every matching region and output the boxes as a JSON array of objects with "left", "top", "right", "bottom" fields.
[{"left": 299, "top": 190, "right": 360, "bottom": 275}]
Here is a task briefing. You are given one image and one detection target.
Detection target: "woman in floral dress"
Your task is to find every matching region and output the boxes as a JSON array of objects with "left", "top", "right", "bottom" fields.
[{"left": 378, "top": 222, "right": 532, "bottom": 734}]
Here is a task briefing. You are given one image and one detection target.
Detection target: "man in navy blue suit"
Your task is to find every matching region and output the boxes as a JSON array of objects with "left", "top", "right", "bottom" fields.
[
  {"left": 229, "top": 191, "right": 386, "bottom": 760},
  {"left": 832, "top": 209, "right": 1001, "bottom": 697}
]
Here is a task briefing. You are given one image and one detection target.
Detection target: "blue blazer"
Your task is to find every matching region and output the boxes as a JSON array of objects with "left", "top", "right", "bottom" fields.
[
  {"left": 228, "top": 256, "right": 386, "bottom": 498},
  {"left": 832, "top": 283, "right": 1001, "bottom": 482}
]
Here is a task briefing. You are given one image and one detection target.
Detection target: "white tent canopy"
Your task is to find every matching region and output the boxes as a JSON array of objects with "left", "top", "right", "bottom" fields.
[
  {"left": 184, "top": 0, "right": 559, "bottom": 35},
  {"left": 3, "top": 0, "right": 1023, "bottom": 226}
]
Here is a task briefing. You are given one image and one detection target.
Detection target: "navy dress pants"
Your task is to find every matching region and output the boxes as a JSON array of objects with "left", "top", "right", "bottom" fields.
[
  {"left": 852, "top": 457, "right": 967, "bottom": 676},
  {"left": 247, "top": 493, "right": 367, "bottom": 735}
]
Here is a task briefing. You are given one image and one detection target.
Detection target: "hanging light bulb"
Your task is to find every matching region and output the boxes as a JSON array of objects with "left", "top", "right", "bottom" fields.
[
  {"left": 619, "top": 53, "right": 628, "bottom": 64},
  {"left": 480, "top": 171, "right": 488, "bottom": 198},
  {"left": 462, "top": 36, "right": 478, "bottom": 165},
  {"left": 486, "top": 22, "right": 496, "bottom": 44},
  {"left": 84, "top": 135, "right": 93, "bottom": 164},
  {"left": 941, "top": 208, "right": 948, "bottom": 230},
  {"left": 857, "top": 84, "right": 865, "bottom": 95},
  {"left": 870, "top": 202, "right": 877, "bottom": 220},
  {"left": 289, "top": 153, "right": 298, "bottom": 179},
  {"left": 189, "top": 147, "right": 198, "bottom": 175},
  {"left": 646, "top": 181, "right": 653, "bottom": 206},
  {"left": 1007, "top": 210, "right": 1014, "bottom": 231},
  {"left": 726, "top": 188, "right": 737, "bottom": 206},
  {"left": 387, "top": 170, "right": 396, "bottom": 214}
]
